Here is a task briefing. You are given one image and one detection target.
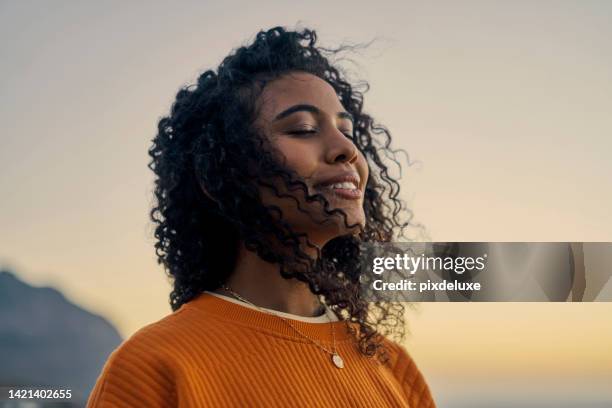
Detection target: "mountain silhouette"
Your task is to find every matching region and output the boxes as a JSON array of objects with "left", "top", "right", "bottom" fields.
[{"left": 0, "top": 269, "right": 123, "bottom": 405}]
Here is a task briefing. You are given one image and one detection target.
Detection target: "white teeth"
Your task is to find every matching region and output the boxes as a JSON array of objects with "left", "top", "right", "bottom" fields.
[{"left": 330, "top": 182, "right": 357, "bottom": 190}]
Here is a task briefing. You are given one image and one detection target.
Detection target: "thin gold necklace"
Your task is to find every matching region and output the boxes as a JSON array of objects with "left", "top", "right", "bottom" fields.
[{"left": 220, "top": 284, "right": 345, "bottom": 369}]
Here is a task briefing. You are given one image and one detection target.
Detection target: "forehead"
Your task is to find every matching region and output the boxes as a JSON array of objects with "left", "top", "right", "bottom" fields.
[{"left": 256, "top": 72, "right": 345, "bottom": 121}]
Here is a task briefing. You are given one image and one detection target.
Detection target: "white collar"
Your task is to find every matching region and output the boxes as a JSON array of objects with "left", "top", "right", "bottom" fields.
[{"left": 204, "top": 291, "right": 339, "bottom": 323}]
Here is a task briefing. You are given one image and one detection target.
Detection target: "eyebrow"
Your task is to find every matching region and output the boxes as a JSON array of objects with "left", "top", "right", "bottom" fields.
[{"left": 273, "top": 104, "right": 354, "bottom": 124}]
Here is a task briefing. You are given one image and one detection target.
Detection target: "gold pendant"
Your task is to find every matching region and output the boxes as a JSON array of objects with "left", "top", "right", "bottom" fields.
[{"left": 332, "top": 353, "right": 344, "bottom": 369}]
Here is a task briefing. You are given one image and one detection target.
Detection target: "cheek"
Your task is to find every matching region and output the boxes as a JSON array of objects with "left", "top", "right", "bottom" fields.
[
  {"left": 356, "top": 151, "right": 369, "bottom": 182},
  {"left": 273, "top": 139, "right": 318, "bottom": 177}
]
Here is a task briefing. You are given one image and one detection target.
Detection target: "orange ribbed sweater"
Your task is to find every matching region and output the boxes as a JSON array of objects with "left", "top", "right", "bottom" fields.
[{"left": 87, "top": 293, "right": 436, "bottom": 407}]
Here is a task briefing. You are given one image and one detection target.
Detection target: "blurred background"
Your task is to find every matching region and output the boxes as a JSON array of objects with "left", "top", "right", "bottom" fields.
[{"left": 1, "top": 1, "right": 611, "bottom": 406}]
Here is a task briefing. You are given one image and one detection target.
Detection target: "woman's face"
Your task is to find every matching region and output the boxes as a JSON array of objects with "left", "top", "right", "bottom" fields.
[{"left": 254, "top": 71, "right": 369, "bottom": 247}]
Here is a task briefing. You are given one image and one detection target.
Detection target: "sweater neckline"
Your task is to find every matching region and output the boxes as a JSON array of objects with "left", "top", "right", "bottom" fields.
[
  {"left": 184, "top": 292, "right": 355, "bottom": 342},
  {"left": 203, "top": 291, "right": 339, "bottom": 323}
]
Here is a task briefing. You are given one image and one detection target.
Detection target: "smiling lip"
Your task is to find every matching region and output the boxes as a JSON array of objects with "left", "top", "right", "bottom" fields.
[{"left": 312, "top": 171, "right": 362, "bottom": 200}]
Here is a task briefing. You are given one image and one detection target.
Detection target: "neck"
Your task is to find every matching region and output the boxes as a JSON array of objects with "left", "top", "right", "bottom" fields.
[{"left": 213, "top": 241, "right": 324, "bottom": 317}]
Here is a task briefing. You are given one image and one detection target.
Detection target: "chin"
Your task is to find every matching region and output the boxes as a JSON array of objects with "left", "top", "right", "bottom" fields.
[
  {"left": 285, "top": 203, "right": 365, "bottom": 242},
  {"left": 328, "top": 209, "right": 365, "bottom": 236}
]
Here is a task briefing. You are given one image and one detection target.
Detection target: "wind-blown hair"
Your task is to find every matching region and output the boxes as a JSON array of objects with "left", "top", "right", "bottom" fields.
[{"left": 148, "top": 26, "right": 414, "bottom": 361}]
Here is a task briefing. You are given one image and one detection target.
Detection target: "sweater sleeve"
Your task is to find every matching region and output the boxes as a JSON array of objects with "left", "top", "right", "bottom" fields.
[
  {"left": 386, "top": 340, "right": 437, "bottom": 408},
  {"left": 86, "top": 328, "right": 176, "bottom": 408}
]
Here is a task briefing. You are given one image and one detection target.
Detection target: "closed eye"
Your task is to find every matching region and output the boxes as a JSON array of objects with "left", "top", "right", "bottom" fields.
[
  {"left": 287, "top": 127, "right": 353, "bottom": 138},
  {"left": 287, "top": 129, "right": 318, "bottom": 136}
]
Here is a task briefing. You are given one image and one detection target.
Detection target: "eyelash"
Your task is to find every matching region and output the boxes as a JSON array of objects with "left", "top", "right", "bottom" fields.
[{"left": 288, "top": 128, "right": 353, "bottom": 138}]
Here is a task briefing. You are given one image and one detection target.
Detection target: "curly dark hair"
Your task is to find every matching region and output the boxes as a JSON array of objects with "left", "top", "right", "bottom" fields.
[{"left": 148, "top": 26, "right": 414, "bottom": 362}]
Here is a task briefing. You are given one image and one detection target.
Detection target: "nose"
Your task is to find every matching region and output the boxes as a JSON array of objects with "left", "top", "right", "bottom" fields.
[{"left": 324, "top": 128, "right": 359, "bottom": 165}]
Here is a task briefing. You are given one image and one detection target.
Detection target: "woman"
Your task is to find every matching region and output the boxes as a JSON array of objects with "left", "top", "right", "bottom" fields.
[{"left": 88, "top": 26, "right": 436, "bottom": 408}]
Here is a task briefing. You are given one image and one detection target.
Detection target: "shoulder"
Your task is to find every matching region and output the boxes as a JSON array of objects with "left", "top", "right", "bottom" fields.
[
  {"left": 112, "top": 299, "right": 230, "bottom": 351},
  {"left": 87, "top": 306, "right": 222, "bottom": 407},
  {"left": 96, "top": 302, "right": 227, "bottom": 364},
  {"left": 381, "top": 337, "right": 419, "bottom": 379},
  {"left": 381, "top": 338, "right": 437, "bottom": 408}
]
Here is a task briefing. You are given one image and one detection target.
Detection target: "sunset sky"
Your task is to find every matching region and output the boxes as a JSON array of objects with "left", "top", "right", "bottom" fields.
[{"left": 1, "top": 1, "right": 611, "bottom": 405}]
